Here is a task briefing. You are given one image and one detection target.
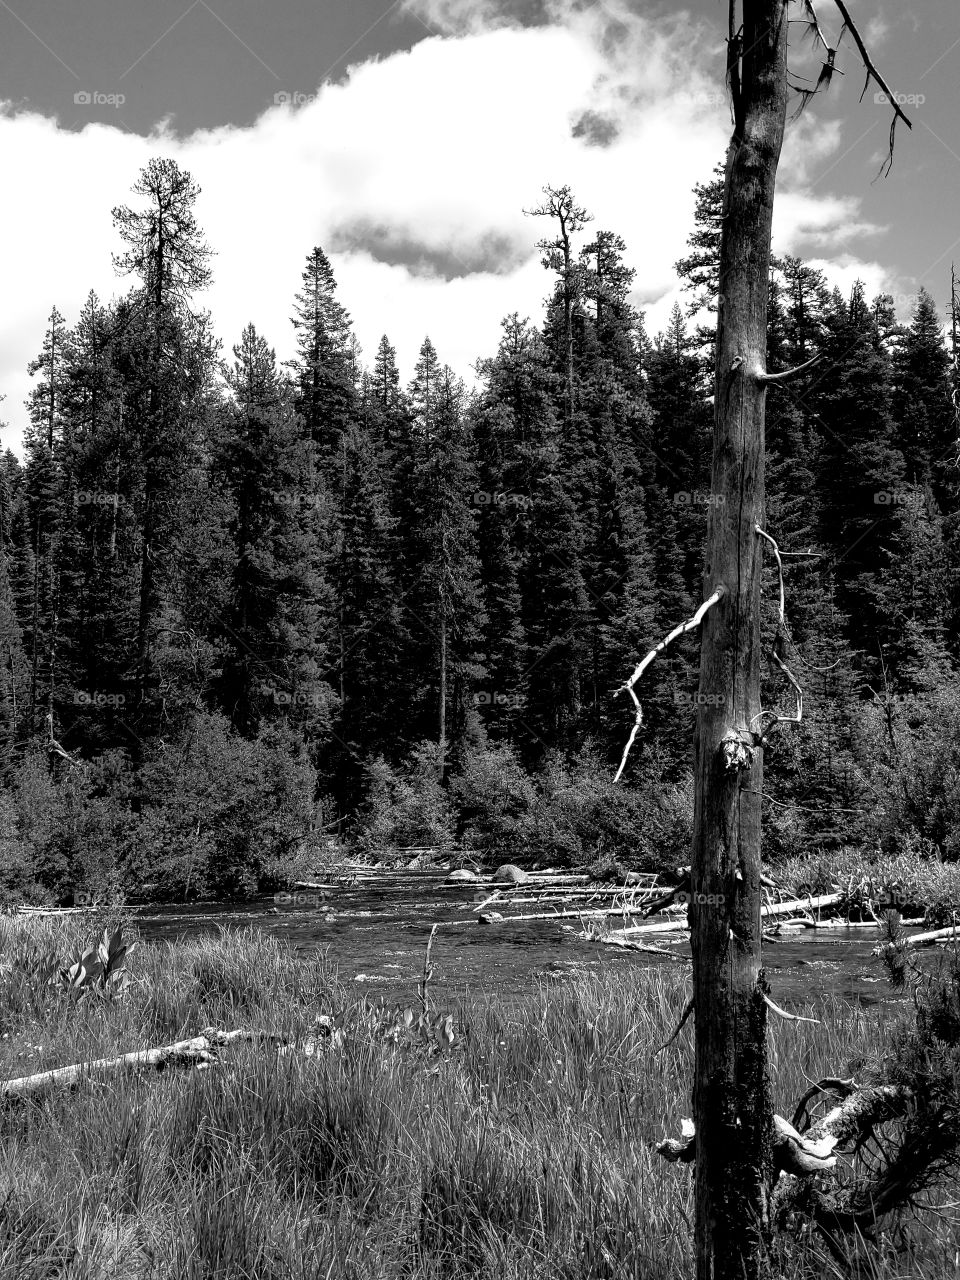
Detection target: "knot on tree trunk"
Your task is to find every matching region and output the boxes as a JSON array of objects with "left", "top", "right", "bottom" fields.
[{"left": 720, "top": 732, "right": 755, "bottom": 773}]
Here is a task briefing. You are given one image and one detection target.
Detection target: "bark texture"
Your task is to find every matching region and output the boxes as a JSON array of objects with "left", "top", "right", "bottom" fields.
[{"left": 689, "top": 3, "right": 790, "bottom": 1277}]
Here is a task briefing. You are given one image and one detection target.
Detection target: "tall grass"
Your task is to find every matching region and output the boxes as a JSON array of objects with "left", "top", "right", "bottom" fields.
[{"left": 0, "top": 917, "right": 956, "bottom": 1278}]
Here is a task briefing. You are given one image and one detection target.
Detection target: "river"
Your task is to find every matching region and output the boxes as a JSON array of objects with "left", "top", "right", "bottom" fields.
[{"left": 134, "top": 869, "right": 909, "bottom": 1010}]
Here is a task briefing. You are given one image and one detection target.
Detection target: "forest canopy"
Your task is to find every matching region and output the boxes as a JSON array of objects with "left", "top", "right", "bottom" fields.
[{"left": 1, "top": 158, "right": 959, "bottom": 902}]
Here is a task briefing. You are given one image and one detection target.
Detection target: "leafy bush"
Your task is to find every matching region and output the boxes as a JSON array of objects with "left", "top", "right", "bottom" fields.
[
  {"left": 448, "top": 737, "right": 536, "bottom": 858},
  {"left": 356, "top": 741, "right": 456, "bottom": 856},
  {"left": 518, "top": 745, "right": 693, "bottom": 869},
  {"left": 0, "top": 716, "right": 323, "bottom": 904},
  {"left": 130, "top": 715, "right": 323, "bottom": 898}
]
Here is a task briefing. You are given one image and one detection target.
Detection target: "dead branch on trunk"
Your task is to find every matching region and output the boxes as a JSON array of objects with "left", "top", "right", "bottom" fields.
[
  {"left": 655, "top": 995, "right": 696, "bottom": 1054},
  {"left": 756, "top": 352, "right": 822, "bottom": 384},
  {"left": 763, "top": 992, "right": 819, "bottom": 1025},
  {"left": 613, "top": 588, "right": 725, "bottom": 782}
]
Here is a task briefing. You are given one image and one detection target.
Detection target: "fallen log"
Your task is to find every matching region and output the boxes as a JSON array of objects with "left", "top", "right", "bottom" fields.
[
  {"left": 658, "top": 1082, "right": 914, "bottom": 1181},
  {"left": 447, "top": 904, "right": 684, "bottom": 926},
  {"left": 487, "top": 886, "right": 661, "bottom": 900},
  {"left": 876, "top": 923, "right": 960, "bottom": 951},
  {"left": 596, "top": 936, "right": 690, "bottom": 959},
  {"left": 1, "top": 1023, "right": 338, "bottom": 1104},
  {"left": 770, "top": 1082, "right": 918, "bottom": 1230},
  {"left": 610, "top": 892, "right": 843, "bottom": 940},
  {"left": 762, "top": 891, "right": 842, "bottom": 919},
  {"left": 12, "top": 906, "right": 99, "bottom": 915},
  {"left": 600, "top": 916, "right": 689, "bottom": 938}
]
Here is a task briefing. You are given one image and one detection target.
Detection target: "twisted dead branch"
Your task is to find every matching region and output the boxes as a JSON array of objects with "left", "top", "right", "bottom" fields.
[{"left": 614, "top": 588, "right": 725, "bottom": 782}]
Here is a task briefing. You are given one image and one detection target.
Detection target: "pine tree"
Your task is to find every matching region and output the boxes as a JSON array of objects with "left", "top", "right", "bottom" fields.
[
  {"left": 112, "top": 158, "right": 215, "bottom": 739},
  {"left": 814, "top": 281, "right": 905, "bottom": 647},
  {"left": 868, "top": 484, "right": 951, "bottom": 682},
  {"left": 644, "top": 305, "right": 712, "bottom": 597},
  {"left": 525, "top": 185, "right": 593, "bottom": 429},
  {"left": 331, "top": 395, "right": 406, "bottom": 774},
  {"left": 674, "top": 162, "right": 725, "bottom": 353},
  {"left": 401, "top": 341, "right": 485, "bottom": 775},
  {"left": 288, "top": 246, "right": 356, "bottom": 471},
  {"left": 215, "top": 323, "right": 335, "bottom": 741},
  {"left": 370, "top": 334, "right": 406, "bottom": 454},
  {"left": 893, "top": 288, "right": 955, "bottom": 497}
]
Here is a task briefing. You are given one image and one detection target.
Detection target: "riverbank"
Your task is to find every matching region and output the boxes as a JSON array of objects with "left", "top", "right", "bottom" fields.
[{"left": 0, "top": 915, "right": 957, "bottom": 1278}]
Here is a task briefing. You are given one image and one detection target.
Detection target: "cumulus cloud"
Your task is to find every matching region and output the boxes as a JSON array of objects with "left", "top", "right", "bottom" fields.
[{"left": 0, "top": 1, "right": 895, "bottom": 448}]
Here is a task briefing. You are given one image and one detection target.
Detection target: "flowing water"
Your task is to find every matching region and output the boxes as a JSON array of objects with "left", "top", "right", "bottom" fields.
[{"left": 134, "top": 869, "right": 912, "bottom": 1011}]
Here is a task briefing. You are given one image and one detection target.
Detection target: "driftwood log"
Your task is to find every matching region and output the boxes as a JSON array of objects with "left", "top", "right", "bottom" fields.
[
  {"left": 877, "top": 923, "right": 960, "bottom": 951},
  {"left": 658, "top": 1075, "right": 948, "bottom": 1245},
  {"left": 1, "top": 1023, "right": 338, "bottom": 1104},
  {"left": 606, "top": 892, "right": 844, "bottom": 942}
]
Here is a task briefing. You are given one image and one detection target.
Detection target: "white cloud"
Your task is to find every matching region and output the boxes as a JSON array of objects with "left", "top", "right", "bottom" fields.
[{"left": 0, "top": 2, "right": 893, "bottom": 449}]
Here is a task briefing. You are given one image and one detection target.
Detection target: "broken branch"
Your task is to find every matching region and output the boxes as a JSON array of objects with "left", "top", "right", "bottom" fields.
[
  {"left": 832, "top": 0, "right": 913, "bottom": 176},
  {"left": 763, "top": 992, "right": 820, "bottom": 1025},
  {"left": 614, "top": 587, "right": 725, "bottom": 782},
  {"left": 757, "top": 353, "right": 823, "bottom": 385}
]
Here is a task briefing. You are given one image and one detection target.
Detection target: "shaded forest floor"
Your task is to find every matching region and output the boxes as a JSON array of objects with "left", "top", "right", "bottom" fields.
[{"left": 0, "top": 917, "right": 958, "bottom": 1278}]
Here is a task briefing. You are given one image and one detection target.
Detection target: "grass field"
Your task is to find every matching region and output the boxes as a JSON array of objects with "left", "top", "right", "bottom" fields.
[{"left": 0, "top": 913, "right": 956, "bottom": 1279}]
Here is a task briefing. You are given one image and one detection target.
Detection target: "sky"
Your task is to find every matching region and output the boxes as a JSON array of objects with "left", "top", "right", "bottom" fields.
[{"left": 1, "top": 0, "right": 958, "bottom": 449}]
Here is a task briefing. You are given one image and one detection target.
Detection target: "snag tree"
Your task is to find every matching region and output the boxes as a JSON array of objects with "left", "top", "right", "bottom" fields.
[
  {"left": 617, "top": 4, "right": 912, "bottom": 1278},
  {"left": 692, "top": 3, "right": 908, "bottom": 1276}
]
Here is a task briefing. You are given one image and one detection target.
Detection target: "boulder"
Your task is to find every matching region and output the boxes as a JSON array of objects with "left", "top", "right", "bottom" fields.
[
  {"left": 492, "top": 863, "right": 528, "bottom": 885},
  {"left": 448, "top": 868, "right": 479, "bottom": 882},
  {"left": 479, "top": 911, "right": 504, "bottom": 924}
]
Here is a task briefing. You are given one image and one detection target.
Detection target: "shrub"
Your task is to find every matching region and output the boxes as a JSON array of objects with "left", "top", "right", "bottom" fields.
[
  {"left": 131, "top": 715, "right": 323, "bottom": 898},
  {"left": 356, "top": 742, "right": 456, "bottom": 857},
  {"left": 518, "top": 745, "right": 693, "bottom": 870},
  {"left": 448, "top": 737, "right": 536, "bottom": 858}
]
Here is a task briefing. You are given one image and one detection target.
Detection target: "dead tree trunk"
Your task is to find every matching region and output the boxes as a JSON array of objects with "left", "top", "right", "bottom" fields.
[{"left": 690, "top": 3, "right": 789, "bottom": 1276}]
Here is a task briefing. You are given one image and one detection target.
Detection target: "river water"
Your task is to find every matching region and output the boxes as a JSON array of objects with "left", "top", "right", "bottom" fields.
[{"left": 134, "top": 870, "right": 908, "bottom": 1011}]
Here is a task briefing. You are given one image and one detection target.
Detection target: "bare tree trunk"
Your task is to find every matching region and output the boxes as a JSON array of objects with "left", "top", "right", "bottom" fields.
[
  {"left": 690, "top": 3, "right": 789, "bottom": 1277},
  {"left": 438, "top": 607, "right": 447, "bottom": 781}
]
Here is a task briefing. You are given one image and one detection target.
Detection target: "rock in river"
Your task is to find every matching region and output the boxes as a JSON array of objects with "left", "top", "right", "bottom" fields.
[
  {"left": 448, "top": 868, "right": 479, "bottom": 882},
  {"left": 492, "top": 863, "right": 528, "bottom": 885}
]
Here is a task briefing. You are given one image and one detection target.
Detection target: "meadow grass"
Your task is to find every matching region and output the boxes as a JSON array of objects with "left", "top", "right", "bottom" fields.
[{"left": 0, "top": 915, "right": 956, "bottom": 1278}]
